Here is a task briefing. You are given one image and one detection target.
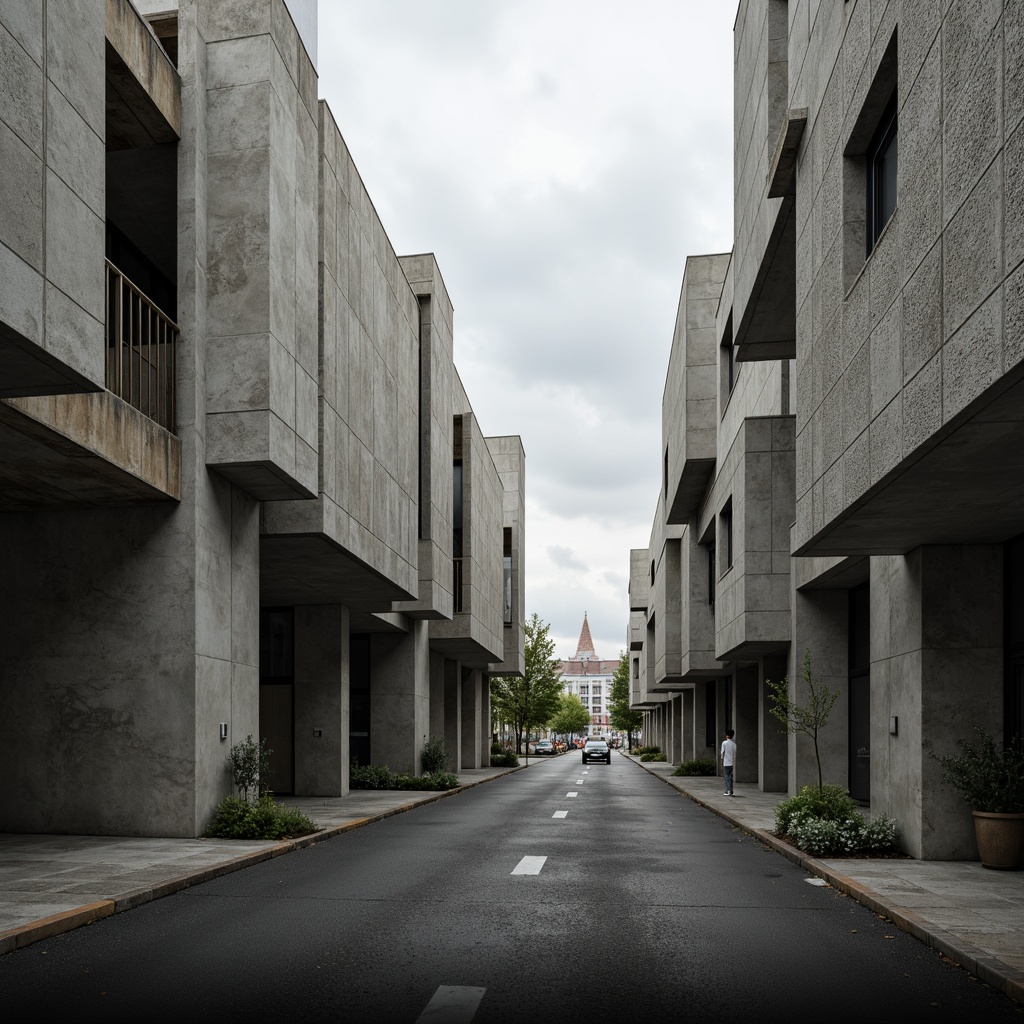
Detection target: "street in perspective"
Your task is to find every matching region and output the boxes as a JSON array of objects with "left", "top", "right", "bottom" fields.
[{"left": 2, "top": 753, "right": 1023, "bottom": 1023}]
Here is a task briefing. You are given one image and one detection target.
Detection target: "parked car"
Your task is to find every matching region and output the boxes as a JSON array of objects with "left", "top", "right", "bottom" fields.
[
  {"left": 534, "top": 739, "right": 555, "bottom": 755},
  {"left": 582, "top": 739, "right": 611, "bottom": 764}
]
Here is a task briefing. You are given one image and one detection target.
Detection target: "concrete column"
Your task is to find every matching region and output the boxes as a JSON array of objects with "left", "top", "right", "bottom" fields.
[
  {"left": 735, "top": 665, "right": 759, "bottom": 784},
  {"left": 369, "top": 620, "right": 430, "bottom": 775},
  {"left": 692, "top": 681, "right": 714, "bottom": 761},
  {"left": 294, "top": 605, "right": 349, "bottom": 797},
  {"left": 759, "top": 653, "right": 788, "bottom": 792},
  {"left": 872, "top": 547, "right": 1003, "bottom": 860},
  {"left": 443, "top": 658, "right": 462, "bottom": 771},
  {"left": 682, "top": 688, "right": 695, "bottom": 761},
  {"left": 668, "top": 696, "right": 682, "bottom": 764},
  {"left": 428, "top": 649, "right": 446, "bottom": 747},
  {"left": 790, "top": 588, "right": 848, "bottom": 793},
  {"left": 461, "top": 667, "right": 482, "bottom": 768}
]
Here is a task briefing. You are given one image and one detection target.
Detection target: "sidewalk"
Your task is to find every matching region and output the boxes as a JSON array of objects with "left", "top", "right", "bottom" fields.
[
  {"left": 628, "top": 755, "right": 1024, "bottom": 1007},
  {"left": 1, "top": 753, "right": 1022, "bottom": 1009}
]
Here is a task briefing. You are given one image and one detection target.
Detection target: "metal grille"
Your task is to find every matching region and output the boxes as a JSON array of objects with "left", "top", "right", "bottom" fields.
[{"left": 105, "top": 259, "right": 178, "bottom": 433}]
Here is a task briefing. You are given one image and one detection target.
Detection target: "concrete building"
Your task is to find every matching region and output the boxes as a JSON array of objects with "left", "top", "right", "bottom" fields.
[
  {"left": 632, "top": 0, "right": 1023, "bottom": 861},
  {"left": 559, "top": 614, "right": 617, "bottom": 738},
  {"left": 0, "top": 0, "right": 524, "bottom": 838}
]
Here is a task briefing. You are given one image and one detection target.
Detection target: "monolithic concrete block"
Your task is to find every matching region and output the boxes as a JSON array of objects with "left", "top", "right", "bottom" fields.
[
  {"left": 1004, "top": 117, "right": 1024, "bottom": 275},
  {"left": 867, "top": 209, "right": 902, "bottom": 326},
  {"left": 46, "top": 0, "right": 103, "bottom": 138},
  {"left": 842, "top": 337, "right": 870, "bottom": 445},
  {"left": 870, "top": 301, "right": 902, "bottom": 417},
  {"left": 206, "top": 79, "right": 272, "bottom": 154},
  {"left": 206, "top": 333, "right": 271, "bottom": 413},
  {"left": 0, "top": 122, "right": 43, "bottom": 270},
  {"left": 942, "top": 289, "right": 1003, "bottom": 423},
  {"left": 869, "top": 393, "right": 903, "bottom": 485},
  {"left": 902, "top": 350, "right": 941, "bottom": 454},
  {"left": 901, "top": 241, "right": 943, "bottom": 384},
  {"left": 943, "top": 151, "right": 1002, "bottom": 339},
  {"left": 46, "top": 86, "right": 101, "bottom": 217},
  {"left": 1005, "top": 261, "right": 1024, "bottom": 371},
  {"left": 45, "top": 171, "right": 103, "bottom": 320},
  {"left": 43, "top": 283, "right": 102, "bottom": 383}
]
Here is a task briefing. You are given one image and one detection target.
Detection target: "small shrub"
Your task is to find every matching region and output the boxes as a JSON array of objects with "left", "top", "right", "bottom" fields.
[
  {"left": 490, "top": 751, "right": 519, "bottom": 768},
  {"left": 490, "top": 741, "right": 504, "bottom": 755},
  {"left": 673, "top": 757, "right": 716, "bottom": 776},
  {"left": 421, "top": 738, "right": 448, "bottom": 775},
  {"left": 774, "top": 783, "right": 899, "bottom": 857},
  {"left": 633, "top": 745, "right": 662, "bottom": 757},
  {"left": 227, "top": 735, "right": 272, "bottom": 802},
  {"left": 204, "top": 795, "right": 317, "bottom": 841},
  {"left": 774, "top": 784, "right": 859, "bottom": 835},
  {"left": 349, "top": 760, "right": 462, "bottom": 791},
  {"left": 640, "top": 752, "right": 667, "bottom": 762}
]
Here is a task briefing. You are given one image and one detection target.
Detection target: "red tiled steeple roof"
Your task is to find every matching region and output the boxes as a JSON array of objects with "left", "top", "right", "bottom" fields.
[{"left": 574, "top": 612, "right": 596, "bottom": 659}]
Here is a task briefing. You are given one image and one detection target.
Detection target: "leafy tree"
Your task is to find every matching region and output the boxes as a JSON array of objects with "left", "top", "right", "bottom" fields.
[
  {"left": 227, "top": 735, "right": 272, "bottom": 802},
  {"left": 549, "top": 692, "right": 592, "bottom": 743},
  {"left": 490, "top": 612, "right": 564, "bottom": 753},
  {"left": 608, "top": 651, "right": 643, "bottom": 751},
  {"left": 766, "top": 648, "right": 840, "bottom": 790}
]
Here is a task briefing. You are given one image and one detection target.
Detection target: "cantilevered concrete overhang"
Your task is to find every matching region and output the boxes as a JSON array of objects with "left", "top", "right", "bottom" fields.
[
  {"left": 260, "top": 533, "right": 418, "bottom": 610},
  {"left": 0, "top": 394, "right": 180, "bottom": 508},
  {"left": 795, "top": 373, "right": 1024, "bottom": 556},
  {"left": 733, "top": 110, "right": 805, "bottom": 364}
]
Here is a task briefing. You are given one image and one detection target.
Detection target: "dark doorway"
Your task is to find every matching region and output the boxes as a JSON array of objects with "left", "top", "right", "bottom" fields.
[
  {"left": 259, "top": 608, "right": 294, "bottom": 795},
  {"left": 848, "top": 583, "right": 870, "bottom": 803},
  {"left": 350, "top": 633, "right": 371, "bottom": 767}
]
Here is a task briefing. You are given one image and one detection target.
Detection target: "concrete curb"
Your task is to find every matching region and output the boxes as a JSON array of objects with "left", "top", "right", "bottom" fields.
[
  {"left": 624, "top": 754, "right": 1024, "bottom": 1007},
  {"left": 0, "top": 765, "right": 527, "bottom": 958}
]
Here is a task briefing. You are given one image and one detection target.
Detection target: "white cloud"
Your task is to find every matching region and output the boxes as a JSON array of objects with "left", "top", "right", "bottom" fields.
[{"left": 316, "top": 1, "right": 736, "bottom": 661}]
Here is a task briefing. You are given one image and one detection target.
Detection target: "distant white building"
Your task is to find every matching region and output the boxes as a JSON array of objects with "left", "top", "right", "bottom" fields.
[{"left": 558, "top": 614, "right": 618, "bottom": 738}]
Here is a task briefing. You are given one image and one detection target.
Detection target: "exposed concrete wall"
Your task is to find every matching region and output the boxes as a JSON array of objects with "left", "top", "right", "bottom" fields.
[
  {"left": 202, "top": 0, "right": 319, "bottom": 501},
  {"left": 871, "top": 547, "right": 1004, "bottom": 859},
  {"left": 759, "top": 652, "right": 789, "bottom": 792},
  {"left": 460, "top": 667, "right": 482, "bottom": 769},
  {"left": 293, "top": 604, "right": 349, "bottom": 797},
  {"left": 0, "top": 0, "right": 106, "bottom": 394},
  {"left": 369, "top": 619, "right": 430, "bottom": 776}
]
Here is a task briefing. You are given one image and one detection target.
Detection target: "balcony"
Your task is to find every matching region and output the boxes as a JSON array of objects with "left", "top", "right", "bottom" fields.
[{"left": 105, "top": 260, "right": 177, "bottom": 433}]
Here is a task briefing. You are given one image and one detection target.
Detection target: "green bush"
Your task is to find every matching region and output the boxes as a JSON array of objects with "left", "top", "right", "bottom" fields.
[
  {"left": 227, "top": 735, "right": 271, "bottom": 801},
  {"left": 672, "top": 757, "right": 716, "bottom": 776},
  {"left": 490, "top": 741, "right": 504, "bottom": 755},
  {"left": 204, "top": 795, "right": 318, "bottom": 841},
  {"left": 489, "top": 751, "right": 519, "bottom": 768},
  {"left": 349, "top": 761, "right": 462, "bottom": 791},
  {"left": 774, "top": 784, "right": 899, "bottom": 857},
  {"left": 421, "top": 738, "right": 448, "bottom": 775},
  {"left": 633, "top": 745, "right": 662, "bottom": 757},
  {"left": 640, "top": 752, "right": 667, "bottom": 762}
]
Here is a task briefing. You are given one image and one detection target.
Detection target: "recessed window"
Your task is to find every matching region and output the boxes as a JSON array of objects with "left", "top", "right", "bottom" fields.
[
  {"left": 719, "top": 500, "right": 733, "bottom": 576},
  {"left": 707, "top": 542, "right": 716, "bottom": 605},
  {"left": 866, "top": 93, "right": 897, "bottom": 255}
]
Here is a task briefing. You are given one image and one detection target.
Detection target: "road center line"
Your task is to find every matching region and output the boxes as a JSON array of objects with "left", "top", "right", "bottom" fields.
[
  {"left": 576, "top": 779, "right": 584, "bottom": 784},
  {"left": 511, "top": 856, "right": 547, "bottom": 875},
  {"left": 552, "top": 810, "right": 568, "bottom": 818},
  {"left": 566, "top": 791, "right": 578, "bottom": 797},
  {"left": 415, "top": 985, "right": 487, "bottom": 1023}
]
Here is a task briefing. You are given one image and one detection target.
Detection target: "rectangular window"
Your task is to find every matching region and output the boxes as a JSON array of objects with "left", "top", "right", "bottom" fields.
[
  {"left": 719, "top": 501, "right": 733, "bottom": 576},
  {"left": 502, "top": 527, "right": 512, "bottom": 624},
  {"left": 866, "top": 93, "right": 897, "bottom": 255},
  {"left": 707, "top": 542, "right": 716, "bottom": 605},
  {"left": 592, "top": 685, "right": 601, "bottom": 696},
  {"left": 579, "top": 684, "right": 589, "bottom": 696}
]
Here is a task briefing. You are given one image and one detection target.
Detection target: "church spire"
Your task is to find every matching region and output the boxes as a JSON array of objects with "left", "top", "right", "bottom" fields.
[{"left": 574, "top": 612, "right": 596, "bottom": 660}]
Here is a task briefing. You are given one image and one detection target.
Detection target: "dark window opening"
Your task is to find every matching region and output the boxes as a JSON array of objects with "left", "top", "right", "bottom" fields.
[
  {"left": 707, "top": 542, "right": 716, "bottom": 606},
  {"left": 720, "top": 501, "right": 733, "bottom": 576},
  {"left": 848, "top": 582, "right": 871, "bottom": 803},
  {"left": 866, "top": 93, "right": 897, "bottom": 255}
]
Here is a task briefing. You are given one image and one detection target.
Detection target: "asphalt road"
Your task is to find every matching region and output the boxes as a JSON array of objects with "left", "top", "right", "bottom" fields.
[{"left": 2, "top": 755, "right": 1021, "bottom": 1023}]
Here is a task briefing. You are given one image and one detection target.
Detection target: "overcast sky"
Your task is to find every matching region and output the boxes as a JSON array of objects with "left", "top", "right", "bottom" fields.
[{"left": 315, "top": 2, "right": 737, "bottom": 661}]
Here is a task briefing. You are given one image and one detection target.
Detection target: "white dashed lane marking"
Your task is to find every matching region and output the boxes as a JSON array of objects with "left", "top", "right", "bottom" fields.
[
  {"left": 566, "top": 792, "right": 578, "bottom": 798},
  {"left": 552, "top": 810, "right": 568, "bottom": 819},
  {"left": 415, "top": 985, "right": 487, "bottom": 1023},
  {"left": 511, "top": 856, "right": 547, "bottom": 875}
]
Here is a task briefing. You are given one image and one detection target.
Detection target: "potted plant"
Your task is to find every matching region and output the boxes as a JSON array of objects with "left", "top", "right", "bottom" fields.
[{"left": 935, "top": 727, "right": 1024, "bottom": 870}]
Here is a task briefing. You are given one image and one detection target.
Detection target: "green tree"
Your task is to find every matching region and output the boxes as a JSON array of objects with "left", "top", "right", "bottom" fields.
[
  {"left": 549, "top": 692, "right": 592, "bottom": 744},
  {"left": 766, "top": 648, "right": 840, "bottom": 790},
  {"left": 490, "top": 612, "right": 564, "bottom": 754},
  {"left": 608, "top": 651, "right": 643, "bottom": 751}
]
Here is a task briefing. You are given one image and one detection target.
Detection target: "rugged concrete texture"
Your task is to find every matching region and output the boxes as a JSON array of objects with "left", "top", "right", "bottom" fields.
[
  {"left": 871, "top": 547, "right": 1004, "bottom": 860},
  {"left": 370, "top": 619, "right": 430, "bottom": 777},
  {"left": 203, "top": 0, "right": 318, "bottom": 501},
  {"left": 0, "top": 0, "right": 105, "bottom": 396},
  {"left": 293, "top": 605, "right": 349, "bottom": 797},
  {"left": 486, "top": 434, "right": 526, "bottom": 676},
  {"left": 394, "top": 255, "right": 455, "bottom": 621}
]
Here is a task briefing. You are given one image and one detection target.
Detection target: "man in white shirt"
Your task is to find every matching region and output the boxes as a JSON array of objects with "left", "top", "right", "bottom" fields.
[{"left": 721, "top": 729, "right": 736, "bottom": 796}]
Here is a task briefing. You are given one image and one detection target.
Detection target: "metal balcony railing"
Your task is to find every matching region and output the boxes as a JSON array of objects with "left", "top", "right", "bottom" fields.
[{"left": 105, "top": 259, "right": 178, "bottom": 433}]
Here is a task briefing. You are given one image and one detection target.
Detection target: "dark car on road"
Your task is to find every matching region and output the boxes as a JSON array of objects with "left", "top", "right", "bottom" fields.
[{"left": 582, "top": 739, "right": 611, "bottom": 764}]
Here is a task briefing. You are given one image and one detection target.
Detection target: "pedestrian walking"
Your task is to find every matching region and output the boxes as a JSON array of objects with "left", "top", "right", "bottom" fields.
[{"left": 721, "top": 729, "right": 736, "bottom": 796}]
